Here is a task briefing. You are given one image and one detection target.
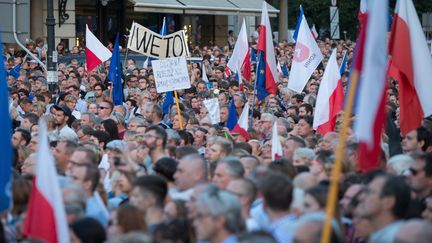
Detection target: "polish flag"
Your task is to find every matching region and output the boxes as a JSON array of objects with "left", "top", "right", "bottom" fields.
[
  {"left": 227, "top": 19, "right": 249, "bottom": 79},
  {"left": 271, "top": 121, "right": 283, "bottom": 161},
  {"left": 311, "top": 24, "right": 318, "bottom": 40},
  {"left": 354, "top": 0, "right": 388, "bottom": 172},
  {"left": 242, "top": 50, "right": 251, "bottom": 82},
  {"left": 358, "top": 0, "right": 368, "bottom": 33},
  {"left": 387, "top": 0, "right": 432, "bottom": 135},
  {"left": 276, "top": 60, "right": 283, "bottom": 74},
  {"left": 23, "top": 121, "right": 69, "bottom": 243},
  {"left": 313, "top": 49, "right": 344, "bottom": 134},
  {"left": 86, "top": 25, "right": 112, "bottom": 71},
  {"left": 288, "top": 11, "right": 324, "bottom": 93},
  {"left": 227, "top": 100, "right": 250, "bottom": 141},
  {"left": 257, "top": 2, "right": 278, "bottom": 96}
]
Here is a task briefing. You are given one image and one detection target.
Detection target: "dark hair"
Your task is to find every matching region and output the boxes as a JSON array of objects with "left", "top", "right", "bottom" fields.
[
  {"left": 153, "top": 157, "right": 178, "bottom": 182},
  {"left": 152, "top": 104, "right": 163, "bottom": 120},
  {"left": 22, "top": 113, "right": 39, "bottom": 125},
  {"left": 178, "top": 130, "right": 194, "bottom": 146},
  {"left": 74, "top": 147, "right": 99, "bottom": 165},
  {"left": 116, "top": 204, "right": 147, "bottom": 233},
  {"left": 410, "top": 152, "right": 432, "bottom": 177},
  {"left": 233, "top": 142, "right": 252, "bottom": 154},
  {"left": 299, "top": 103, "right": 314, "bottom": 115},
  {"left": 146, "top": 125, "right": 168, "bottom": 148},
  {"left": 153, "top": 219, "right": 192, "bottom": 243},
  {"left": 102, "top": 119, "right": 120, "bottom": 140},
  {"left": 417, "top": 126, "right": 432, "bottom": 152},
  {"left": 15, "top": 129, "right": 31, "bottom": 145},
  {"left": 89, "top": 130, "right": 111, "bottom": 150},
  {"left": 258, "top": 172, "right": 293, "bottom": 211},
  {"left": 379, "top": 175, "right": 411, "bottom": 219},
  {"left": 175, "top": 146, "right": 198, "bottom": 160},
  {"left": 83, "top": 163, "right": 100, "bottom": 192},
  {"left": 71, "top": 217, "right": 106, "bottom": 243},
  {"left": 133, "top": 175, "right": 168, "bottom": 206},
  {"left": 292, "top": 94, "right": 304, "bottom": 102},
  {"left": 269, "top": 159, "right": 297, "bottom": 179},
  {"left": 298, "top": 115, "right": 314, "bottom": 126},
  {"left": 305, "top": 185, "right": 329, "bottom": 209}
]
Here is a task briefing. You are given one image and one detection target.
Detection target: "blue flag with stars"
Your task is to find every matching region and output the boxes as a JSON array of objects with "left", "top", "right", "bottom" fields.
[
  {"left": 256, "top": 51, "right": 268, "bottom": 101},
  {"left": 108, "top": 33, "right": 123, "bottom": 106},
  {"left": 0, "top": 34, "right": 12, "bottom": 212}
]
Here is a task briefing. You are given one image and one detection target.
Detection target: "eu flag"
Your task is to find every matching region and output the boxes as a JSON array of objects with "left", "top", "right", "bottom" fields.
[
  {"left": 108, "top": 33, "right": 123, "bottom": 106},
  {"left": 9, "top": 64, "right": 21, "bottom": 78},
  {"left": 0, "top": 35, "right": 12, "bottom": 212},
  {"left": 162, "top": 91, "right": 174, "bottom": 115},
  {"left": 256, "top": 51, "right": 268, "bottom": 101}
]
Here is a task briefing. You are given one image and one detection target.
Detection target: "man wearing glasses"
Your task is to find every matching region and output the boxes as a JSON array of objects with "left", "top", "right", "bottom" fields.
[
  {"left": 407, "top": 152, "right": 432, "bottom": 211},
  {"left": 98, "top": 100, "right": 114, "bottom": 119}
]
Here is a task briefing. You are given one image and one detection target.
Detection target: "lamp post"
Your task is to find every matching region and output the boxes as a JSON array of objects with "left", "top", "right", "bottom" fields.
[{"left": 46, "top": 0, "right": 58, "bottom": 94}]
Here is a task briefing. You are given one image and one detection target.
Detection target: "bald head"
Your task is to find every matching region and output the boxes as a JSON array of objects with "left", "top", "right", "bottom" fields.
[
  {"left": 395, "top": 220, "right": 432, "bottom": 243},
  {"left": 293, "top": 172, "right": 318, "bottom": 191}
]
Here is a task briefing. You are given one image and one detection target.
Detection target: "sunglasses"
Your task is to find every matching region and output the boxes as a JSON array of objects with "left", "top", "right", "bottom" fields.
[{"left": 98, "top": 106, "right": 110, "bottom": 110}]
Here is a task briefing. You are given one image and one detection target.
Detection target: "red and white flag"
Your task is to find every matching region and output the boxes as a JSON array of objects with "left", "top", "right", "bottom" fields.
[
  {"left": 358, "top": 0, "right": 368, "bottom": 31},
  {"left": 231, "top": 102, "right": 250, "bottom": 141},
  {"left": 311, "top": 24, "right": 318, "bottom": 40},
  {"left": 23, "top": 121, "right": 69, "bottom": 243},
  {"left": 388, "top": 0, "right": 432, "bottom": 135},
  {"left": 354, "top": 0, "right": 388, "bottom": 172},
  {"left": 313, "top": 49, "right": 344, "bottom": 134},
  {"left": 227, "top": 19, "right": 250, "bottom": 79},
  {"left": 271, "top": 121, "right": 283, "bottom": 161},
  {"left": 257, "top": 2, "right": 279, "bottom": 95},
  {"left": 86, "top": 25, "right": 112, "bottom": 71},
  {"left": 288, "top": 12, "right": 323, "bottom": 93},
  {"left": 276, "top": 60, "right": 283, "bottom": 74}
]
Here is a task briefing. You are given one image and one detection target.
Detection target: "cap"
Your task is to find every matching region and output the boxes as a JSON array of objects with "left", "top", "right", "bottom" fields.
[{"left": 52, "top": 104, "right": 72, "bottom": 118}]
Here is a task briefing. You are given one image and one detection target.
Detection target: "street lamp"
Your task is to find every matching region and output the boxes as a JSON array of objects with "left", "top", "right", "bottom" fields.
[{"left": 47, "top": 0, "right": 58, "bottom": 94}]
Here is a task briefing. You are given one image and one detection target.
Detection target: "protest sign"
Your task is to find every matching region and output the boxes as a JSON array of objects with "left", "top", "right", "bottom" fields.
[
  {"left": 127, "top": 22, "right": 189, "bottom": 59},
  {"left": 203, "top": 98, "right": 221, "bottom": 124},
  {"left": 152, "top": 56, "right": 191, "bottom": 93}
]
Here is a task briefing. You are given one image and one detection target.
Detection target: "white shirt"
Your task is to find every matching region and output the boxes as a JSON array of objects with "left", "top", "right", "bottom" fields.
[{"left": 58, "top": 125, "right": 78, "bottom": 141}]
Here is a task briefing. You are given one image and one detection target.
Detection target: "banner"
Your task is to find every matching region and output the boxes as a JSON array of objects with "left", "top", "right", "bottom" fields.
[
  {"left": 152, "top": 56, "right": 191, "bottom": 93},
  {"left": 127, "top": 22, "right": 189, "bottom": 59},
  {"left": 203, "top": 98, "right": 221, "bottom": 124}
]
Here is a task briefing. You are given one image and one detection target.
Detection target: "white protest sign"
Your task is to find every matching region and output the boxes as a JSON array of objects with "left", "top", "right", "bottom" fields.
[
  {"left": 152, "top": 56, "right": 191, "bottom": 93},
  {"left": 127, "top": 22, "right": 190, "bottom": 59},
  {"left": 203, "top": 98, "right": 220, "bottom": 125}
]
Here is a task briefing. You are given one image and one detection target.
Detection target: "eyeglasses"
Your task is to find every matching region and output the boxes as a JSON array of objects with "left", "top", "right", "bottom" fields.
[{"left": 98, "top": 106, "right": 110, "bottom": 110}]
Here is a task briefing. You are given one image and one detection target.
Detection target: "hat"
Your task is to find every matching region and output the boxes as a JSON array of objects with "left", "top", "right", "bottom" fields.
[
  {"left": 106, "top": 140, "right": 128, "bottom": 150},
  {"left": 52, "top": 104, "right": 72, "bottom": 118}
]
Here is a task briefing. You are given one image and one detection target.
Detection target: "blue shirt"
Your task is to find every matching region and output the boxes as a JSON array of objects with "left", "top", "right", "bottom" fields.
[
  {"left": 268, "top": 214, "right": 297, "bottom": 243},
  {"left": 86, "top": 192, "right": 109, "bottom": 226}
]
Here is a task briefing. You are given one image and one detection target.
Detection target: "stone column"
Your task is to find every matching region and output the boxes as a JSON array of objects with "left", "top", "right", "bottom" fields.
[{"left": 278, "top": 0, "right": 288, "bottom": 41}]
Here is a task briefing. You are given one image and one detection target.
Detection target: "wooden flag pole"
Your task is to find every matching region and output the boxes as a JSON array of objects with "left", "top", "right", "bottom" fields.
[
  {"left": 174, "top": 90, "right": 183, "bottom": 130},
  {"left": 321, "top": 71, "right": 360, "bottom": 243}
]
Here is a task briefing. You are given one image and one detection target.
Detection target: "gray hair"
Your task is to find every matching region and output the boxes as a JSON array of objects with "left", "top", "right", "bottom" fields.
[
  {"left": 293, "top": 147, "right": 315, "bottom": 164},
  {"left": 128, "top": 117, "right": 145, "bottom": 126},
  {"left": 261, "top": 113, "right": 275, "bottom": 123},
  {"left": 294, "top": 212, "right": 343, "bottom": 243},
  {"left": 219, "top": 156, "right": 245, "bottom": 178},
  {"left": 182, "top": 153, "right": 208, "bottom": 180},
  {"left": 81, "top": 112, "right": 97, "bottom": 124},
  {"left": 387, "top": 154, "right": 414, "bottom": 176},
  {"left": 61, "top": 181, "right": 87, "bottom": 219},
  {"left": 198, "top": 185, "right": 244, "bottom": 233},
  {"left": 166, "top": 129, "right": 181, "bottom": 146}
]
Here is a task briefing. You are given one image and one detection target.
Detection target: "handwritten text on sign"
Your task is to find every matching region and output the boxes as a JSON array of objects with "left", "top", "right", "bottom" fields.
[
  {"left": 152, "top": 56, "right": 191, "bottom": 93},
  {"left": 127, "top": 22, "right": 190, "bottom": 59}
]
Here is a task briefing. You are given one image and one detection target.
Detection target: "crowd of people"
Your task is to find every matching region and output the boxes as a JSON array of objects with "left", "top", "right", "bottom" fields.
[{"left": 1, "top": 30, "right": 432, "bottom": 243}]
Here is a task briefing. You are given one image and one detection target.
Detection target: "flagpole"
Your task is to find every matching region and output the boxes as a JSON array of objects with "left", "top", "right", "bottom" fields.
[
  {"left": 249, "top": 50, "right": 261, "bottom": 129},
  {"left": 320, "top": 69, "right": 359, "bottom": 243},
  {"left": 173, "top": 90, "right": 183, "bottom": 130},
  {"left": 123, "top": 48, "right": 129, "bottom": 71}
]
